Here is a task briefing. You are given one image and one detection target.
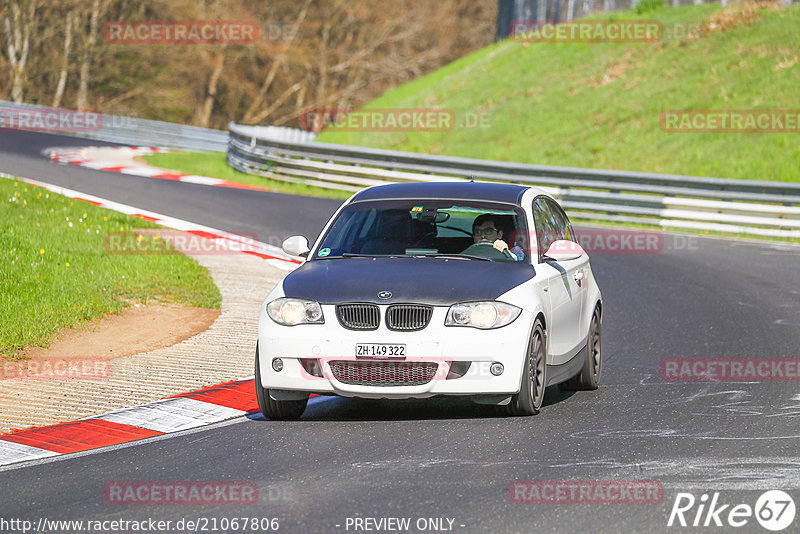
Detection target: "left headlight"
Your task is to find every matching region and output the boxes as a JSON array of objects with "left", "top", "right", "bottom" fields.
[
  {"left": 266, "top": 298, "right": 324, "bottom": 326},
  {"left": 445, "top": 301, "right": 521, "bottom": 329}
]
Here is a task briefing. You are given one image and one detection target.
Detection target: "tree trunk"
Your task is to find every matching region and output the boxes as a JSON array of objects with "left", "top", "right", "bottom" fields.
[
  {"left": 52, "top": 12, "right": 74, "bottom": 108},
  {"left": 77, "top": 0, "right": 105, "bottom": 110},
  {"left": 197, "top": 50, "right": 225, "bottom": 128},
  {"left": 241, "top": 0, "right": 312, "bottom": 124},
  {"left": 2, "top": 1, "right": 35, "bottom": 103}
]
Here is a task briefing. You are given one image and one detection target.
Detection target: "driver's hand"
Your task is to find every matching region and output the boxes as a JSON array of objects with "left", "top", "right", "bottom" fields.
[{"left": 493, "top": 239, "right": 509, "bottom": 252}]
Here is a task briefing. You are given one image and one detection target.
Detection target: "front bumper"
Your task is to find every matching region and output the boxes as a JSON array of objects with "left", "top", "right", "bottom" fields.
[{"left": 257, "top": 304, "right": 533, "bottom": 399}]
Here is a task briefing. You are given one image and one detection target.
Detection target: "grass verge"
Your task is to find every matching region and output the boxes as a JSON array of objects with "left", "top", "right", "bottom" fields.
[
  {"left": 0, "top": 177, "right": 221, "bottom": 359},
  {"left": 318, "top": 2, "right": 800, "bottom": 182}
]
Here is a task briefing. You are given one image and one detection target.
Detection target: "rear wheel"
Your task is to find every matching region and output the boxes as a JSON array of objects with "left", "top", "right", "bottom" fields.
[
  {"left": 561, "top": 306, "right": 602, "bottom": 391},
  {"left": 501, "top": 319, "right": 546, "bottom": 416},
  {"left": 255, "top": 343, "right": 308, "bottom": 420}
]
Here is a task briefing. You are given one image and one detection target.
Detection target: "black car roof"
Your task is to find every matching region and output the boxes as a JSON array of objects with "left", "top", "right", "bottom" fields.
[{"left": 350, "top": 182, "right": 529, "bottom": 205}]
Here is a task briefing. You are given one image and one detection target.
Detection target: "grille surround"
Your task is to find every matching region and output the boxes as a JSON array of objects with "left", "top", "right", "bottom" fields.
[
  {"left": 386, "top": 304, "right": 433, "bottom": 331},
  {"left": 336, "top": 304, "right": 380, "bottom": 330},
  {"left": 330, "top": 361, "right": 439, "bottom": 387}
]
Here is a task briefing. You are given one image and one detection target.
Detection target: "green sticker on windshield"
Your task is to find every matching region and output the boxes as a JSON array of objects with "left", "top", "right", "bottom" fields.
[
  {"left": 411, "top": 206, "right": 423, "bottom": 212},
  {"left": 319, "top": 248, "right": 331, "bottom": 257}
]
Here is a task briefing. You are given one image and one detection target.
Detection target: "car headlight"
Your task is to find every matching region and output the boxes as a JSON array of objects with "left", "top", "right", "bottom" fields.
[
  {"left": 445, "top": 301, "right": 521, "bottom": 329},
  {"left": 267, "top": 298, "right": 324, "bottom": 326}
]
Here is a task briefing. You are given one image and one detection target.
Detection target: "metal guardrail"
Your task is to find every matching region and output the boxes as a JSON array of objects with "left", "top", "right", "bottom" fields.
[
  {"left": 227, "top": 122, "right": 800, "bottom": 238},
  {"left": 1, "top": 100, "right": 316, "bottom": 152},
  {"left": 0, "top": 100, "right": 229, "bottom": 151}
]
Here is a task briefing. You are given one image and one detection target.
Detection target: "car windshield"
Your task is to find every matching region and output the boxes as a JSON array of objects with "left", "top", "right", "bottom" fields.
[{"left": 313, "top": 199, "right": 530, "bottom": 262}]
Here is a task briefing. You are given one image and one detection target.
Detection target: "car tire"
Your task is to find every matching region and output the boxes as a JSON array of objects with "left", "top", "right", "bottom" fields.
[
  {"left": 500, "top": 319, "right": 546, "bottom": 416},
  {"left": 255, "top": 343, "right": 308, "bottom": 420},
  {"left": 561, "top": 306, "right": 602, "bottom": 391}
]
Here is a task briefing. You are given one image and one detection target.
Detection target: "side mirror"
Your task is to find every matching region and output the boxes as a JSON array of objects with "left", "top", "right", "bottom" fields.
[
  {"left": 543, "top": 240, "right": 585, "bottom": 262},
  {"left": 282, "top": 235, "right": 310, "bottom": 258}
]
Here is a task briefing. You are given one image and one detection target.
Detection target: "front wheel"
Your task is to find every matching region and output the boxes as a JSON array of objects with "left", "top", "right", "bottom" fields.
[
  {"left": 255, "top": 343, "right": 308, "bottom": 420},
  {"left": 561, "top": 306, "right": 602, "bottom": 391},
  {"left": 500, "top": 319, "right": 546, "bottom": 416}
]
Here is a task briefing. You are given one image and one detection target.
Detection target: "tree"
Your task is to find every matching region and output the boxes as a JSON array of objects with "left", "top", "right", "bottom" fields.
[
  {"left": 76, "top": 0, "right": 110, "bottom": 110},
  {"left": 2, "top": 0, "right": 37, "bottom": 103}
]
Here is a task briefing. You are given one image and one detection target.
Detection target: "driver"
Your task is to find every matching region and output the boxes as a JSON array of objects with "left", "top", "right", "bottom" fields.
[{"left": 468, "top": 214, "right": 517, "bottom": 260}]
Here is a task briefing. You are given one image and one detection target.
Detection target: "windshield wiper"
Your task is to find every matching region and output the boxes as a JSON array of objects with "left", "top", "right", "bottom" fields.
[
  {"left": 327, "top": 253, "right": 411, "bottom": 258},
  {"left": 322, "top": 253, "right": 493, "bottom": 262},
  {"left": 421, "top": 253, "right": 494, "bottom": 262},
  {"left": 338, "top": 252, "right": 412, "bottom": 258}
]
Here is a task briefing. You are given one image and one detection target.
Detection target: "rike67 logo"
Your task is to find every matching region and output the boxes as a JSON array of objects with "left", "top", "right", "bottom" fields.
[{"left": 668, "top": 490, "right": 796, "bottom": 531}]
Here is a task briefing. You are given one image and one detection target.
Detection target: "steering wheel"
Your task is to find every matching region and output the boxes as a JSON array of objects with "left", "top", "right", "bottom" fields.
[{"left": 461, "top": 241, "right": 515, "bottom": 260}]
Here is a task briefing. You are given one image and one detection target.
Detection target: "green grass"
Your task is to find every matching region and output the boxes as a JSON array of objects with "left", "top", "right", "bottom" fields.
[
  {"left": 0, "top": 177, "right": 221, "bottom": 359},
  {"left": 318, "top": 3, "right": 800, "bottom": 182},
  {"left": 141, "top": 151, "right": 353, "bottom": 200}
]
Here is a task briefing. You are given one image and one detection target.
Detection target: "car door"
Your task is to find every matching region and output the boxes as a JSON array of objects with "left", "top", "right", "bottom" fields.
[{"left": 533, "top": 197, "right": 587, "bottom": 364}]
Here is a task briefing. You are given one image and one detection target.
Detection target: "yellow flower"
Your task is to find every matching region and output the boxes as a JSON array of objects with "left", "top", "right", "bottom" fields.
[
  {"left": 39, "top": 249, "right": 45, "bottom": 254},
  {"left": 103, "top": 216, "right": 108, "bottom": 221},
  {"left": 83, "top": 213, "right": 87, "bottom": 218},
  {"left": 120, "top": 226, "right": 124, "bottom": 231},
  {"left": 14, "top": 182, "right": 17, "bottom": 187},
  {"left": 137, "top": 235, "right": 144, "bottom": 242},
  {"left": 70, "top": 202, "right": 73, "bottom": 206},
  {"left": 65, "top": 262, "right": 70, "bottom": 267}
]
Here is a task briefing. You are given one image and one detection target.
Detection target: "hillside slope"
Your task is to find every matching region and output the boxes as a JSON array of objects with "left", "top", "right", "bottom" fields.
[{"left": 319, "top": 3, "right": 800, "bottom": 182}]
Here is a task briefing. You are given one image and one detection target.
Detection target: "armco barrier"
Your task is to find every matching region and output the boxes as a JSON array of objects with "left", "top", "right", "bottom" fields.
[
  {"left": 227, "top": 122, "right": 800, "bottom": 239},
  {"left": 0, "top": 101, "right": 315, "bottom": 152}
]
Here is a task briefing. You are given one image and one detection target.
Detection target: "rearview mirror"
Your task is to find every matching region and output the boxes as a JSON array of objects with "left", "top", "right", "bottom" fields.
[
  {"left": 415, "top": 210, "right": 450, "bottom": 224},
  {"left": 282, "top": 235, "right": 310, "bottom": 258},
  {"left": 543, "top": 240, "right": 585, "bottom": 262}
]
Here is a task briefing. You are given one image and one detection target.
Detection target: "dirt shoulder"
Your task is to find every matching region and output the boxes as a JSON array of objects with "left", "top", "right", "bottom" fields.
[
  {"left": 17, "top": 304, "right": 220, "bottom": 361},
  {"left": 0, "top": 253, "right": 286, "bottom": 434}
]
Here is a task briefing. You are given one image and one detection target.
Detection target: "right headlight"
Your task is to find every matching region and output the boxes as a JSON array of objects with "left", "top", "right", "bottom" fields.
[
  {"left": 445, "top": 301, "right": 521, "bottom": 329},
  {"left": 267, "top": 298, "right": 324, "bottom": 326}
]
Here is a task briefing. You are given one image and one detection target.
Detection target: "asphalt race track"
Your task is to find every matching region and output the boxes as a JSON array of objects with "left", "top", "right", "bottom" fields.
[{"left": 2, "top": 130, "right": 800, "bottom": 533}]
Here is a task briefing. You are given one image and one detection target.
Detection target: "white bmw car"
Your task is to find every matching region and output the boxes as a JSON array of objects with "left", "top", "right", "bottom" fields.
[{"left": 256, "top": 182, "right": 602, "bottom": 419}]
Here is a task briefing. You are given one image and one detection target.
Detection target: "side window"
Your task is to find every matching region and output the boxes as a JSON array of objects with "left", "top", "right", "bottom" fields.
[
  {"left": 533, "top": 197, "right": 557, "bottom": 256},
  {"left": 545, "top": 198, "right": 573, "bottom": 242}
]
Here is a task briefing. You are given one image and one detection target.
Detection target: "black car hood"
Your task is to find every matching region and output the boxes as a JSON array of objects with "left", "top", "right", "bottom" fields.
[{"left": 282, "top": 257, "right": 535, "bottom": 305}]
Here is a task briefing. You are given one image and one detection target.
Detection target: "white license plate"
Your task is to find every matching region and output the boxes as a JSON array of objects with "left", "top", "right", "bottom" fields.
[{"left": 355, "top": 343, "right": 406, "bottom": 359}]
